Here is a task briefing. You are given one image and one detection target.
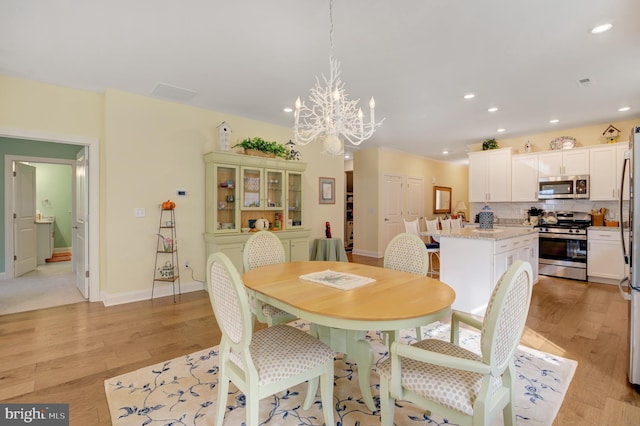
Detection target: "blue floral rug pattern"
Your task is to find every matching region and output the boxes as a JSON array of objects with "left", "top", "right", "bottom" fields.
[{"left": 105, "top": 321, "right": 577, "bottom": 425}]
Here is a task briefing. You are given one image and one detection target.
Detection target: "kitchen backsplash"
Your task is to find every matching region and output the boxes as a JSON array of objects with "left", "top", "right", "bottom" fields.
[{"left": 470, "top": 200, "right": 627, "bottom": 225}]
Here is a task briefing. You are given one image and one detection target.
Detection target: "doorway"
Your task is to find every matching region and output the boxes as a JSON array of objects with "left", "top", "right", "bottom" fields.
[
  {"left": 1, "top": 129, "right": 100, "bottom": 306},
  {"left": 3, "top": 158, "right": 80, "bottom": 314}
]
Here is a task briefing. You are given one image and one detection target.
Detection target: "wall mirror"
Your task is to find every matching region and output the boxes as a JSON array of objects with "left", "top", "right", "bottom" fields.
[{"left": 433, "top": 186, "right": 452, "bottom": 214}]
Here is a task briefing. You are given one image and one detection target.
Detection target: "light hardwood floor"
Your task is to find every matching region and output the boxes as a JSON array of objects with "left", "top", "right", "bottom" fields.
[{"left": 1, "top": 254, "right": 639, "bottom": 425}]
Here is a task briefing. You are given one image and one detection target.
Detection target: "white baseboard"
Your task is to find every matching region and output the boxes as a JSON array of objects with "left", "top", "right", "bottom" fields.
[
  {"left": 101, "top": 280, "right": 206, "bottom": 306},
  {"left": 53, "top": 247, "right": 72, "bottom": 254},
  {"left": 352, "top": 248, "right": 383, "bottom": 258}
]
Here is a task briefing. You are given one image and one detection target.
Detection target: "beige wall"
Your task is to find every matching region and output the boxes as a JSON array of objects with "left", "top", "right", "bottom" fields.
[
  {"left": 0, "top": 74, "right": 104, "bottom": 137},
  {"left": 353, "top": 147, "right": 468, "bottom": 257},
  {"left": 1, "top": 75, "right": 344, "bottom": 302},
  {"left": 469, "top": 119, "right": 640, "bottom": 154}
]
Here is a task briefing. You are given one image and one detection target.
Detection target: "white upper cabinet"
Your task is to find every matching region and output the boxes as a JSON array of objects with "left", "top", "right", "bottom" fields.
[
  {"left": 590, "top": 142, "right": 629, "bottom": 201},
  {"left": 538, "top": 148, "right": 589, "bottom": 177},
  {"left": 590, "top": 145, "right": 617, "bottom": 201},
  {"left": 469, "top": 148, "right": 512, "bottom": 202},
  {"left": 511, "top": 154, "right": 538, "bottom": 202}
]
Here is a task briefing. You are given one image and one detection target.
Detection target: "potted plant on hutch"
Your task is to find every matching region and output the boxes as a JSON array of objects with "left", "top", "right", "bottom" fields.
[{"left": 233, "top": 137, "right": 288, "bottom": 159}]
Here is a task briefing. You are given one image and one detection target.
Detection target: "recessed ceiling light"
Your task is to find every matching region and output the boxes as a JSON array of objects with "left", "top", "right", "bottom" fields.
[
  {"left": 488, "top": 107, "right": 499, "bottom": 113},
  {"left": 442, "top": 150, "right": 449, "bottom": 155},
  {"left": 591, "top": 23, "right": 613, "bottom": 34},
  {"left": 283, "top": 107, "right": 293, "bottom": 113},
  {"left": 618, "top": 106, "right": 631, "bottom": 112},
  {"left": 549, "top": 119, "right": 559, "bottom": 124},
  {"left": 463, "top": 93, "right": 475, "bottom": 100},
  {"left": 497, "top": 128, "right": 506, "bottom": 133}
]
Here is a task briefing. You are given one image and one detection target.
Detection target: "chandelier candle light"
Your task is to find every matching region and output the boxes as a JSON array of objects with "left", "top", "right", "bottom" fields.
[{"left": 293, "top": 0, "right": 384, "bottom": 156}]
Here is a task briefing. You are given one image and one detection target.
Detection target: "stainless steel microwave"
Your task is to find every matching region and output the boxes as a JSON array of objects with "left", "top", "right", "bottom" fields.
[{"left": 538, "top": 175, "right": 589, "bottom": 200}]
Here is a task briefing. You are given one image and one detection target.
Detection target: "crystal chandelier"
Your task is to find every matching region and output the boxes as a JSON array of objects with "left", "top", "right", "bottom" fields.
[{"left": 293, "top": 0, "right": 384, "bottom": 156}]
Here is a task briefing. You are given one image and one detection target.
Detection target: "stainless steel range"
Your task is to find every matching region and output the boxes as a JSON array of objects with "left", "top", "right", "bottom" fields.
[{"left": 537, "top": 211, "right": 591, "bottom": 281}]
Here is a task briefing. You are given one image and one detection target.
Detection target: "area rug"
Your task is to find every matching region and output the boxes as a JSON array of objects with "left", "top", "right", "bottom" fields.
[
  {"left": 105, "top": 321, "right": 577, "bottom": 425},
  {"left": 45, "top": 252, "right": 71, "bottom": 262}
]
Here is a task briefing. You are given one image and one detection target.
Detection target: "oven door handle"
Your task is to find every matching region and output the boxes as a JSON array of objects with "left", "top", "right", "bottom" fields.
[{"left": 538, "top": 233, "right": 587, "bottom": 241}]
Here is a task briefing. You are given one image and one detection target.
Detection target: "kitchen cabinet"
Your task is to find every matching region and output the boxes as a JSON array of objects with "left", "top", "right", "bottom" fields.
[
  {"left": 589, "top": 142, "right": 630, "bottom": 201},
  {"left": 203, "top": 151, "right": 310, "bottom": 274},
  {"left": 440, "top": 228, "right": 538, "bottom": 315},
  {"left": 36, "top": 221, "right": 54, "bottom": 264},
  {"left": 511, "top": 154, "right": 538, "bottom": 202},
  {"left": 538, "top": 148, "right": 589, "bottom": 177},
  {"left": 493, "top": 233, "right": 539, "bottom": 286},
  {"left": 587, "top": 228, "right": 628, "bottom": 284},
  {"left": 469, "top": 148, "right": 512, "bottom": 202}
]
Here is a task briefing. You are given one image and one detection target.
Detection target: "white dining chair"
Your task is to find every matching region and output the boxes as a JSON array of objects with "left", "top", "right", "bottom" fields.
[
  {"left": 242, "top": 231, "right": 296, "bottom": 326},
  {"left": 384, "top": 232, "right": 430, "bottom": 339},
  {"left": 423, "top": 218, "right": 441, "bottom": 277},
  {"left": 451, "top": 217, "right": 463, "bottom": 229},
  {"left": 403, "top": 218, "right": 421, "bottom": 236},
  {"left": 208, "top": 252, "right": 335, "bottom": 426},
  {"left": 439, "top": 217, "right": 452, "bottom": 232},
  {"left": 384, "top": 232, "right": 430, "bottom": 276},
  {"left": 378, "top": 260, "right": 534, "bottom": 426}
]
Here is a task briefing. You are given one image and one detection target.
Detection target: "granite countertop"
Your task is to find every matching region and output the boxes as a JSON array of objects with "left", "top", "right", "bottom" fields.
[
  {"left": 438, "top": 226, "right": 538, "bottom": 241},
  {"left": 589, "top": 226, "right": 627, "bottom": 231}
]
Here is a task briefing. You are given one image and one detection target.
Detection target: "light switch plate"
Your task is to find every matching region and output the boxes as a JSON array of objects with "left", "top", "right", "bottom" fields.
[{"left": 134, "top": 208, "right": 145, "bottom": 217}]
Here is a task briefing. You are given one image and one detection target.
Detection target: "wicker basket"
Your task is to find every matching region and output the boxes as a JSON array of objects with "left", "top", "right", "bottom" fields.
[{"left": 244, "top": 149, "right": 275, "bottom": 158}]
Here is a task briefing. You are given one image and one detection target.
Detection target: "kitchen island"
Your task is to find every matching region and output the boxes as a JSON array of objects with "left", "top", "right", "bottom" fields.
[{"left": 439, "top": 227, "right": 538, "bottom": 315}]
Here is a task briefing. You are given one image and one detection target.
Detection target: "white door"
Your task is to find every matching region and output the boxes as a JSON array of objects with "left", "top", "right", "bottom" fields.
[
  {"left": 14, "top": 162, "right": 37, "bottom": 277},
  {"left": 75, "top": 148, "right": 89, "bottom": 298},
  {"left": 382, "top": 174, "right": 404, "bottom": 252},
  {"left": 406, "top": 177, "right": 424, "bottom": 218}
]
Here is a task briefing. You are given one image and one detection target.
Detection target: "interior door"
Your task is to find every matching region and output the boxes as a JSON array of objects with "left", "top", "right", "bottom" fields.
[
  {"left": 382, "top": 174, "right": 403, "bottom": 252},
  {"left": 14, "top": 162, "right": 37, "bottom": 277},
  {"left": 75, "top": 147, "right": 89, "bottom": 298},
  {"left": 406, "top": 176, "right": 424, "bottom": 218}
]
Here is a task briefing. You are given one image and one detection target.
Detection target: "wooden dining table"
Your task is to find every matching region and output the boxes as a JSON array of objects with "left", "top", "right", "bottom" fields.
[{"left": 242, "top": 260, "right": 456, "bottom": 410}]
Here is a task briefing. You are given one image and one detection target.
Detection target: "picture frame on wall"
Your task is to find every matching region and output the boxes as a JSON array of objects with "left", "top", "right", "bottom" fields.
[{"left": 319, "top": 177, "right": 335, "bottom": 204}]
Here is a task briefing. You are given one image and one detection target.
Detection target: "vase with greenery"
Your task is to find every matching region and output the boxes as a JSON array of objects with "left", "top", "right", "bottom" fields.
[
  {"left": 233, "top": 137, "right": 288, "bottom": 159},
  {"left": 482, "top": 138, "right": 499, "bottom": 150}
]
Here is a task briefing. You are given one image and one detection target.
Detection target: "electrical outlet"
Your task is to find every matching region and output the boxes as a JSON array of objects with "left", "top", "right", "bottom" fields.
[{"left": 184, "top": 260, "right": 190, "bottom": 268}]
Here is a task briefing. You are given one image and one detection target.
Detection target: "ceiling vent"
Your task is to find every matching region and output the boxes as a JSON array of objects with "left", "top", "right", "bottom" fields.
[
  {"left": 151, "top": 83, "right": 197, "bottom": 102},
  {"left": 577, "top": 78, "right": 592, "bottom": 87}
]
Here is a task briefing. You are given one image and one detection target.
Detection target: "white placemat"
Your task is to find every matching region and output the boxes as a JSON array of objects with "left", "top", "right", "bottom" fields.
[{"left": 299, "top": 269, "right": 375, "bottom": 290}]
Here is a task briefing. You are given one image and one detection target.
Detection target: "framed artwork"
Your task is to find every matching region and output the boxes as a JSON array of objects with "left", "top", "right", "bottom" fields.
[{"left": 319, "top": 177, "right": 335, "bottom": 204}]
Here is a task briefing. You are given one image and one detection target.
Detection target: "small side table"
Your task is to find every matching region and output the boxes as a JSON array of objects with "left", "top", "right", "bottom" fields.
[{"left": 310, "top": 238, "right": 348, "bottom": 262}]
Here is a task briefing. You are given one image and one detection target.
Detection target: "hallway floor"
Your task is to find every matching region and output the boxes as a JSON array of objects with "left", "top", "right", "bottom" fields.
[{"left": 0, "top": 261, "right": 85, "bottom": 315}]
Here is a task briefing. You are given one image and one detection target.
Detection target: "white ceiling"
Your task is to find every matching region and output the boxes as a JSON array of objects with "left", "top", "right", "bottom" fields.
[{"left": 2, "top": 0, "right": 639, "bottom": 162}]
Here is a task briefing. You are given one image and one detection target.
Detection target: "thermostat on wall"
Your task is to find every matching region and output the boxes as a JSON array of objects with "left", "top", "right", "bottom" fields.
[{"left": 176, "top": 189, "right": 187, "bottom": 197}]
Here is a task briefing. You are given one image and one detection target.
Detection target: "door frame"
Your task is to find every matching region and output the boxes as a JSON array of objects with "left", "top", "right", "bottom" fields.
[{"left": 1, "top": 128, "right": 100, "bottom": 302}]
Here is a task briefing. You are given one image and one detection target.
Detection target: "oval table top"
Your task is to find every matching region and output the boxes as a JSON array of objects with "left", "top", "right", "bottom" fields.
[{"left": 242, "top": 261, "right": 456, "bottom": 326}]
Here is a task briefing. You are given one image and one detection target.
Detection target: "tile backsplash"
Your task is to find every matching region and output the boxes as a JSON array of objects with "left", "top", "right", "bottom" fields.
[{"left": 470, "top": 200, "right": 627, "bottom": 225}]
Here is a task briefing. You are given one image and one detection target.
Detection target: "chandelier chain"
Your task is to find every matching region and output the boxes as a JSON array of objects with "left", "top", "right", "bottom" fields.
[{"left": 292, "top": 0, "right": 384, "bottom": 155}]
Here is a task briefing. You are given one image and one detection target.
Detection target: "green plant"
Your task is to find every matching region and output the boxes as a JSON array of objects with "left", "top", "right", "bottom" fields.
[
  {"left": 482, "top": 138, "right": 498, "bottom": 150},
  {"left": 233, "top": 137, "right": 288, "bottom": 158}
]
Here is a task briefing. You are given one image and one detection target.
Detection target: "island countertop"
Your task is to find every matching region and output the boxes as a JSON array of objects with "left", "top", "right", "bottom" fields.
[{"left": 434, "top": 226, "right": 538, "bottom": 241}]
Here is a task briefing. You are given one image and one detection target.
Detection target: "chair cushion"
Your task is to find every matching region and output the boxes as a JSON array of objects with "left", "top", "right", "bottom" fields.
[
  {"left": 426, "top": 243, "right": 439, "bottom": 249},
  {"left": 230, "top": 324, "right": 334, "bottom": 386},
  {"left": 378, "top": 338, "right": 502, "bottom": 416}
]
